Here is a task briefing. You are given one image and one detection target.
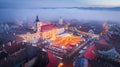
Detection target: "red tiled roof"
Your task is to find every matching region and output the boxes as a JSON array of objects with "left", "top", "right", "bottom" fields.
[
  {"left": 95, "top": 39, "right": 112, "bottom": 51},
  {"left": 41, "top": 23, "right": 54, "bottom": 32},
  {"left": 84, "top": 45, "right": 98, "bottom": 60}
]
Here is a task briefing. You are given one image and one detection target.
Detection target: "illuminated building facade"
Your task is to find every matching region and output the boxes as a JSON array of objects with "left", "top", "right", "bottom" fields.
[
  {"left": 40, "top": 23, "right": 65, "bottom": 39},
  {"left": 39, "top": 23, "right": 55, "bottom": 39}
]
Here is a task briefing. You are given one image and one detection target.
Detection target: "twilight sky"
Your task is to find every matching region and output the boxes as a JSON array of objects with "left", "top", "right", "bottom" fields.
[{"left": 0, "top": 0, "right": 120, "bottom": 8}]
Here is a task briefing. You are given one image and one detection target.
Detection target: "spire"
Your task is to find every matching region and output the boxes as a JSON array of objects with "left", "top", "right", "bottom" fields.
[
  {"left": 60, "top": 16, "right": 62, "bottom": 19},
  {"left": 35, "top": 16, "right": 39, "bottom": 22}
]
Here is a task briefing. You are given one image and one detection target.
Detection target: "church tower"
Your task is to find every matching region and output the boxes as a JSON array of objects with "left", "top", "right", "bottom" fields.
[
  {"left": 34, "top": 16, "right": 39, "bottom": 32},
  {"left": 59, "top": 17, "right": 63, "bottom": 25},
  {"left": 35, "top": 16, "right": 43, "bottom": 32}
]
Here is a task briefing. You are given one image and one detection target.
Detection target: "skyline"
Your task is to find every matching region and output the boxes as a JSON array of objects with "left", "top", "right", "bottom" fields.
[{"left": 0, "top": 0, "right": 120, "bottom": 9}]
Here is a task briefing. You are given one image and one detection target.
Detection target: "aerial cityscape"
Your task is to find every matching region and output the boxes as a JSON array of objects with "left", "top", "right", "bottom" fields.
[{"left": 0, "top": 0, "right": 120, "bottom": 67}]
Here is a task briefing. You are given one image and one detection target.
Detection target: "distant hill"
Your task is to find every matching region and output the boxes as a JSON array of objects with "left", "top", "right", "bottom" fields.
[
  {"left": 37, "top": 7, "right": 120, "bottom": 11},
  {"left": 73, "top": 7, "right": 120, "bottom": 11},
  {"left": 1, "top": 6, "right": 120, "bottom": 11}
]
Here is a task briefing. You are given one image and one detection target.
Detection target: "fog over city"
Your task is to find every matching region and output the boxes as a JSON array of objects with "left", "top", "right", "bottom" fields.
[
  {"left": 0, "top": 8, "right": 120, "bottom": 23},
  {"left": 0, "top": 0, "right": 120, "bottom": 23}
]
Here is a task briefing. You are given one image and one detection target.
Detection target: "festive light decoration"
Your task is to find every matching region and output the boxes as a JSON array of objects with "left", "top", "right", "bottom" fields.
[{"left": 52, "top": 34, "right": 83, "bottom": 47}]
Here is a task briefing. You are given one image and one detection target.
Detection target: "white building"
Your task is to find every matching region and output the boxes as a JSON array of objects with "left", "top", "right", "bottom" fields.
[
  {"left": 56, "top": 28, "right": 65, "bottom": 35},
  {"left": 59, "top": 17, "right": 63, "bottom": 25}
]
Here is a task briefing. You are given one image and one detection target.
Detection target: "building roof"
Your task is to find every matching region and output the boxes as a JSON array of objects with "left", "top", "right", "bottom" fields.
[
  {"left": 41, "top": 23, "right": 55, "bottom": 32},
  {"left": 84, "top": 45, "right": 98, "bottom": 60},
  {"left": 95, "top": 39, "right": 112, "bottom": 51}
]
